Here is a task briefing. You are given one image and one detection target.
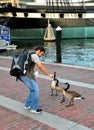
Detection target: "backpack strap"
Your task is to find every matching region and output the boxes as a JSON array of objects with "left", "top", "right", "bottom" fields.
[
  {"left": 23, "top": 49, "right": 28, "bottom": 54},
  {"left": 25, "top": 51, "right": 35, "bottom": 73}
]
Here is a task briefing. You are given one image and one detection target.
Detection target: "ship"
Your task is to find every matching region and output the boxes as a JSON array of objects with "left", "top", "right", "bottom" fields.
[
  {"left": 0, "top": 0, "right": 94, "bottom": 42},
  {"left": 0, "top": 0, "right": 94, "bottom": 29}
]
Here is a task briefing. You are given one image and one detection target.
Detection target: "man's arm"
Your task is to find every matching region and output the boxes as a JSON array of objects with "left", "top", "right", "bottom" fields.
[{"left": 36, "top": 62, "right": 54, "bottom": 78}]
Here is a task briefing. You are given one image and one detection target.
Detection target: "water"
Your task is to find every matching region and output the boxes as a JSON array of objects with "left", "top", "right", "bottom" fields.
[
  {"left": 0, "top": 39, "right": 94, "bottom": 68},
  {"left": 43, "top": 39, "right": 94, "bottom": 67},
  {"left": 61, "top": 39, "right": 94, "bottom": 67}
]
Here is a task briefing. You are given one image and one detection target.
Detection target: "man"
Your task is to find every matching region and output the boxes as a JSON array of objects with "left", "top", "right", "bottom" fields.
[{"left": 20, "top": 46, "right": 54, "bottom": 114}]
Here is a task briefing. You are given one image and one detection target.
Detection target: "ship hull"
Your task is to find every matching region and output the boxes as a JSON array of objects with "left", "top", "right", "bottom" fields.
[{"left": 0, "top": 17, "right": 94, "bottom": 29}]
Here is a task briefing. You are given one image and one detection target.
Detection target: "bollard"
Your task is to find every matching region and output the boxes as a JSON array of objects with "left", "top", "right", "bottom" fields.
[{"left": 56, "top": 26, "right": 62, "bottom": 63}]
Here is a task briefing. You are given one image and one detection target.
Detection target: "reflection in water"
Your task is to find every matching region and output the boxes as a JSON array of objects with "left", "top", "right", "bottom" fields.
[
  {"left": 0, "top": 39, "right": 94, "bottom": 67},
  {"left": 43, "top": 41, "right": 56, "bottom": 62},
  {"left": 44, "top": 41, "right": 56, "bottom": 46}
]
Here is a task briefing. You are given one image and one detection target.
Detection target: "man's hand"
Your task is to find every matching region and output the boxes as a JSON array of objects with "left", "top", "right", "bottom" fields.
[{"left": 48, "top": 74, "right": 54, "bottom": 78}]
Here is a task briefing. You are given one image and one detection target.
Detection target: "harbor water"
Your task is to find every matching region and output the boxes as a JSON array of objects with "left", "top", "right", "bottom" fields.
[{"left": 0, "top": 38, "right": 94, "bottom": 68}]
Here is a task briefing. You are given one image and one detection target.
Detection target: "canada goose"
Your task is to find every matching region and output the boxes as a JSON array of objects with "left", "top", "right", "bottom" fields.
[
  {"left": 61, "top": 82, "right": 85, "bottom": 107},
  {"left": 50, "top": 72, "right": 59, "bottom": 96},
  {"left": 50, "top": 72, "right": 69, "bottom": 96}
]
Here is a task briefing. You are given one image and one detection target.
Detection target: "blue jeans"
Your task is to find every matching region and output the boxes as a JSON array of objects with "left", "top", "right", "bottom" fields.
[{"left": 20, "top": 75, "right": 40, "bottom": 110}]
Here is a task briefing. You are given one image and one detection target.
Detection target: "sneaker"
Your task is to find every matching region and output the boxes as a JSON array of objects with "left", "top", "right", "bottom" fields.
[
  {"left": 37, "top": 108, "right": 43, "bottom": 111},
  {"left": 24, "top": 106, "right": 31, "bottom": 110},
  {"left": 30, "top": 108, "right": 43, "bottom": 114}
]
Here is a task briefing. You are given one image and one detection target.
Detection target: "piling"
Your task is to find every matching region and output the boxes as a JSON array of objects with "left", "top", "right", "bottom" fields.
[{"left": 56, "top": 26, "right": 62, "bottom": 63}]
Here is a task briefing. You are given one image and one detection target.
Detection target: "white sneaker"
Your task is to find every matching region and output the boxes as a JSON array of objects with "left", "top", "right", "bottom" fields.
[
  {"left": 30, "top": 108, "right": 43, "bottom": 114},
  {"left": 24, "top": 106, "right": 31, "bottom": 110}
]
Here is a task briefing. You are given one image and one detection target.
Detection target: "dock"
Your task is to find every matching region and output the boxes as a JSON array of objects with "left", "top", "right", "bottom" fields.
[
  {"left": 0, "top": 45, "right": 17, "bottom": 51},
  {"left": 0, "top": 56, "right": 94, "bottom": 130}
]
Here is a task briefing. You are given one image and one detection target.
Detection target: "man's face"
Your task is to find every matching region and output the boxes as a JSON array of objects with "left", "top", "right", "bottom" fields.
[{"left": 37, "top": 50, "right": 45, "bottom": 57}]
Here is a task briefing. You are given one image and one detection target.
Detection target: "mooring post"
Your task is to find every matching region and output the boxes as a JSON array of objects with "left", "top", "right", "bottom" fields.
[{"left": 56, "top": 26, "right": 62, "bottom": 63}]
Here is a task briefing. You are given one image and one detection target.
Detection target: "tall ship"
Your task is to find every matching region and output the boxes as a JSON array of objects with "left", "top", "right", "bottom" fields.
[
  {"left": 0, "top": 0, "right": 94, "bottom": 42},
  {"left": 0, "top": 0, "right": 94, "bottom": 29}
]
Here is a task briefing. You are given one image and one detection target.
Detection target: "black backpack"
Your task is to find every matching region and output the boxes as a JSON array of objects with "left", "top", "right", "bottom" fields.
[{"left": 10, "top": 50, "right": 29, "bottom": 80}]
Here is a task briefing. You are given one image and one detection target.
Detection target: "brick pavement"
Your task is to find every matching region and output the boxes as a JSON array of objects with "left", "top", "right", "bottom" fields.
[{"left": 0, "top": 56, "right": 94, "bottom": 130}]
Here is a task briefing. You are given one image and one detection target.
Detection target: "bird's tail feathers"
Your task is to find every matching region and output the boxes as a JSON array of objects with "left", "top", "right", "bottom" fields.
[{"left": 74, "top": 97, "right": 85, "bottom": 100}]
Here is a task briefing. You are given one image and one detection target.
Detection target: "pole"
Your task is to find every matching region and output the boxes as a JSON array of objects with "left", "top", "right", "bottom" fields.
[{"left": 56, "top": 26, "right": 62, "bottom": 63}]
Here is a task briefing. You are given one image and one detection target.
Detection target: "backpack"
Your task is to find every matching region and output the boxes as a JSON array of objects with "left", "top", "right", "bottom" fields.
[{"left": 10, "top": 49, "right": 29, "bottom": 80}]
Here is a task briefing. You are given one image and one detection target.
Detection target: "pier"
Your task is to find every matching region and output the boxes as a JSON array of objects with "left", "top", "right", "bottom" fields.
[{"left": 0, "top": 56, "right": 94, "bottom": 129}]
